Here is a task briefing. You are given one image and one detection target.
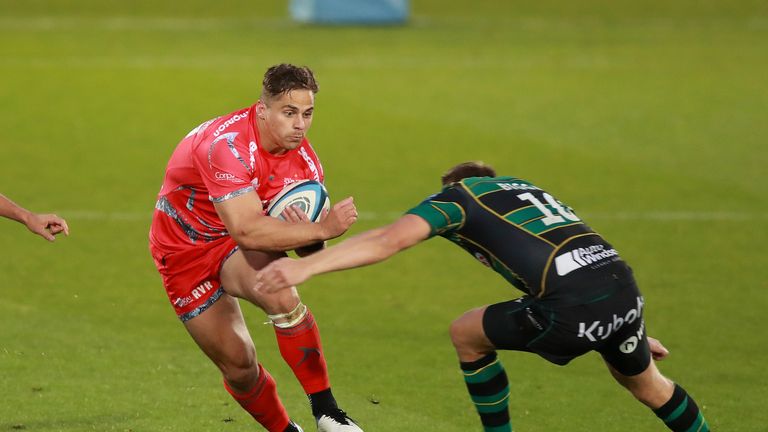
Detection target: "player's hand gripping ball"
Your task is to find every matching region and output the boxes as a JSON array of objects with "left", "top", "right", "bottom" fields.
[{"left": 267, "top": 180, "right": 330, "bottom": 222}]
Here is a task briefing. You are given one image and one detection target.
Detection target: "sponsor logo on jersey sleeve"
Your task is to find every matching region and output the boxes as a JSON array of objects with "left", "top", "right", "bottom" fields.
[{"left": 214, "top": 171, "right": 246, "bottom": 184}]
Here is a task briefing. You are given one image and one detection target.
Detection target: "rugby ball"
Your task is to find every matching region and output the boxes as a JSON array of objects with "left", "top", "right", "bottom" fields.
[{"left": 267, "top": 180, "right": 330, "bottom": 222}]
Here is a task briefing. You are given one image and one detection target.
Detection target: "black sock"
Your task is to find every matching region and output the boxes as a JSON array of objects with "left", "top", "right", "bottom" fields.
[
  {"left": 653, "top": 383, "right": 709, "bottom": 432},
  {"left": 309, "top": 387, "right": 338, "bottom": 417},
  {"left": 460, "top": 352, "right": 512, "bottom": 432}
]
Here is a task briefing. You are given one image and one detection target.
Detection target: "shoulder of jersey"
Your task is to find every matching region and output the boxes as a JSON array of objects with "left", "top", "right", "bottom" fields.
[{"left": 198, "top": 107, "right": 252, "bottom": 141}]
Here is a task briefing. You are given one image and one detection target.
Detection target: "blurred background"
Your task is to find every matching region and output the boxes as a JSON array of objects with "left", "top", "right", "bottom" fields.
[{"left": 1, "top": 0, "right": 766, "bottom": 430}]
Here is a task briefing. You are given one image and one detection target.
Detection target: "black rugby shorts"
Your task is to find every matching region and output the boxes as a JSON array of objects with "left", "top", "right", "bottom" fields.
[{"left": 483, "top": 277, "right": 651, "bottom": 376}]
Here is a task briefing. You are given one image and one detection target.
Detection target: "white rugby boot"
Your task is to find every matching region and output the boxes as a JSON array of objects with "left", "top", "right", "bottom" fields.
[{"left": 315, "top": 408, "right": 363, "bottom": 432}]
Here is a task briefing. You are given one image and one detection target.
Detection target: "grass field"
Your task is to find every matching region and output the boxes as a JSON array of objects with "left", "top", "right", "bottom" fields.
[{"left": 1, "top": 0, "right": 767, "bottom": 430}]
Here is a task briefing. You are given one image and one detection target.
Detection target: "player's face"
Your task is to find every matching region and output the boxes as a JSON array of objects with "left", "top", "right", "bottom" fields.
[{"left": 259, "top": 89, "right": 315, "bottom": 154}]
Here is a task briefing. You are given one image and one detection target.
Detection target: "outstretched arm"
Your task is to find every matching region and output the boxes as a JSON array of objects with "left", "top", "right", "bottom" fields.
[
  {"left": 255, "top": 214, "right": 432, "bottom": 293},
  {"left": 0, "top": 194, "right": 69, "bottom": 241}
]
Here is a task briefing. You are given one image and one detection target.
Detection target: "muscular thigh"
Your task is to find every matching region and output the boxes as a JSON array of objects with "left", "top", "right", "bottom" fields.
[
  {"left": 220, "top": 249, "right": 300, "bottom": 314},
  {"left": 183, "top": 293, "right": 256, "bottom": 370}
]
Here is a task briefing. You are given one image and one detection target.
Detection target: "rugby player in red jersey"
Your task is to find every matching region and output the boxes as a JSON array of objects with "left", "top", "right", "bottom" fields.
[{"left": 149, "top": 64, "right": 362, "bottom": 432}]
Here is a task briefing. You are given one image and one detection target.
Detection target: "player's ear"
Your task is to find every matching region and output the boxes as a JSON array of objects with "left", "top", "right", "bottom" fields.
[{"left": 256, "top": 100, "right": 267, "bottom": 119}]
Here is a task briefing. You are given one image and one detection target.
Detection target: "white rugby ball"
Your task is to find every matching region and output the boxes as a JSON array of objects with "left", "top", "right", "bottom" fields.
[{"left": 267, "top": 180, "right": 330, "bottom": 222}]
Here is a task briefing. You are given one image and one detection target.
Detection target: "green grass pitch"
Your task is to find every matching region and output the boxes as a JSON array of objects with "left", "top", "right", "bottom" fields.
[{"left": 1, "top": 0, "right": 766, "bottom": 430}]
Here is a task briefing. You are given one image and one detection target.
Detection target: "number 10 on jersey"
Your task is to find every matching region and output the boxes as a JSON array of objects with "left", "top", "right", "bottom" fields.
[{"left": 517, "top": 192, "right": 581, "bottom": 226}]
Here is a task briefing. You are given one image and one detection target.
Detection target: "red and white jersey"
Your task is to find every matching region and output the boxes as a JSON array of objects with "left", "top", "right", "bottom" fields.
[{"left": 149, "top": 104, "right": 324, "bottom": 252}]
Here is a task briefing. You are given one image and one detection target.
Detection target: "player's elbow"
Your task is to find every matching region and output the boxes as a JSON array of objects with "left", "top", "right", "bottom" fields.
[
  {"left": 372, "top": 230, "right": 408, "bottom": 259},
  {"left": 230, "top": 229, "right": 257, "bottom": 249},
  {"left": 230, "top": 226, "right": 279, "bottom": 252},
  {"left": 380, "top": 222, "right": 422, "bottom": 253}
]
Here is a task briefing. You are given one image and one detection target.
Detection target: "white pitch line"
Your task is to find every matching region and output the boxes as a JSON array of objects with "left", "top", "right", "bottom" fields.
[
  {"left": 59, "top": 210, "right": 766, "bottom": 222},
  {"left": 0, "top": 16, "right": 289, "bottom": 31},
  {"left": 0, "top": 54, "right": 617, "bottom": 70},
  {"left": 60, "top": 210, "right": 151, "bottom": 221},
  {"left": 0, "top": 15, "right": 759, "bottom": 31}
]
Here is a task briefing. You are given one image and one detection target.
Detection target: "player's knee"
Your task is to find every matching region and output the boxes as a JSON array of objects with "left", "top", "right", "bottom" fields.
[
  {"left": 449, "top": 315, "right": 472, "bottom": 350},
  {"left": 450, "top": 307, "right": 486, "bottom": 348},
  {"left": 219, "top": 348, "right": 259, "bottom": 389},
  {"left": 249, "top": 284, "right": 300, "bottom": 313}
]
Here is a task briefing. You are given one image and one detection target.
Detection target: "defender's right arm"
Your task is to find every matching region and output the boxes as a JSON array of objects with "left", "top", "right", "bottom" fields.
[{"left": 254, "top": 214, "right": 432, "bottom": 292}]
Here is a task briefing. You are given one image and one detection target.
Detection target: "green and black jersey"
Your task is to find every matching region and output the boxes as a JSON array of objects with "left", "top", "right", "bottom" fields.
[{"left": 406, "top": 176, "right": 626, "bottom": 299}]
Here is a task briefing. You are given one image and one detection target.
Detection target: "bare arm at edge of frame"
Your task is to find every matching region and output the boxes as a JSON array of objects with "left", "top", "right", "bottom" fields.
[{"left": 0, "top": 193, "right": 69, "bottom": 241}]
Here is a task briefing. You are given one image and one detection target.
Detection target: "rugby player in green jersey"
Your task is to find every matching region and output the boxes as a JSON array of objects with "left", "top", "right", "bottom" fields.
[{"left": 254, "top": 161, "right": 710, "bottom": 432}]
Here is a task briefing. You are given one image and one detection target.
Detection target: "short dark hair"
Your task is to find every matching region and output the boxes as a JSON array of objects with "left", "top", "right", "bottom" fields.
[
  {"left": 261, "top": 64, "right": 319, "bottom": 101},
  {"left": 441, "top": 161, "right": 496, "bottom": 185}
]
